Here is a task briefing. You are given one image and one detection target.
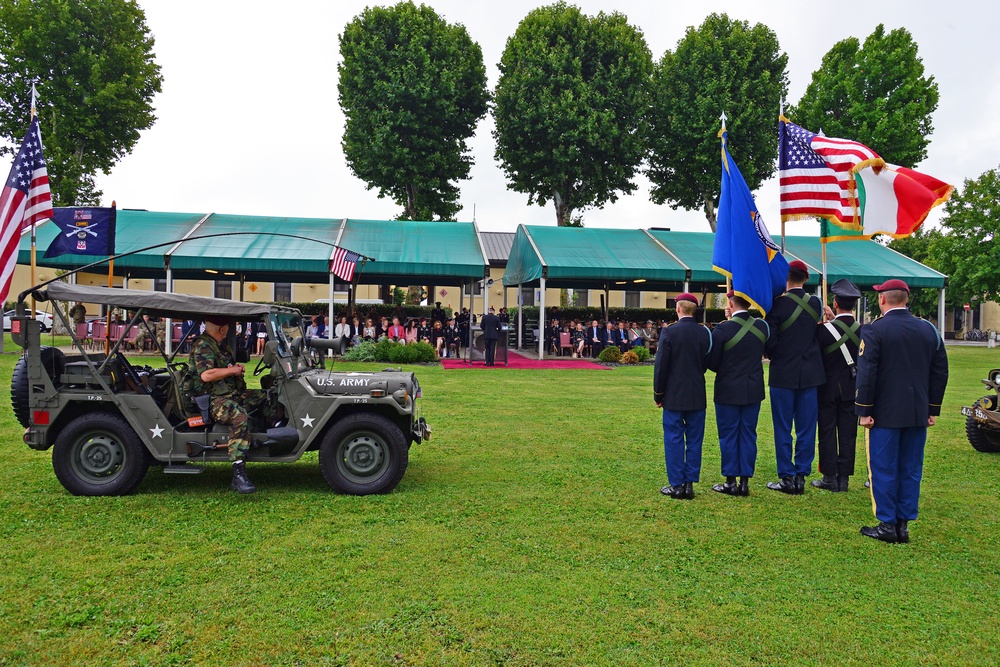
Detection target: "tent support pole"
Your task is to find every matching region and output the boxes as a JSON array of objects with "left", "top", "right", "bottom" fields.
[
  {"left": 165, "top": 265, "right": 173, "bottom": 356},
  {"left": 538, "top": 277, "right": 546, "bottom": 359},
  {"left": 517, "top": 284, "right": 522, "bottom": 350},
  {"left": 328, "top": 273, "right": 335, "bottom": 341},
  {"left": 239, "top": 274, "right": 245, "bottom": 302},
  {"left": 938, "top": 288, "right": 946, "bottom": 339}
]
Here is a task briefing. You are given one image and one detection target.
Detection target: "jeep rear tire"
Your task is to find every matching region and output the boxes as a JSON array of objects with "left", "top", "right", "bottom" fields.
[
  {"left": 967, "top": 395, "right": 1000, "bottom": 453},
  {"left": 52, "top": 413, "right": 151, "bottom": 496},
  {"left": 11, "top": 346, "right": 64, "bottom": 428},
  {"left": 319, "top": 413, "right": 408, "bottom": 495}
]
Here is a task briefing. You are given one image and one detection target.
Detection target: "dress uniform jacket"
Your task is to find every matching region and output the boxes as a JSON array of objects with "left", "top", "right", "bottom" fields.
[
  {"left": 816, "top": 315, "right": 860, "bottom": 402},
  {"left": 707, "top": 313, "right": 770, "bottom": 405},
  {"left": 855, "top": 309, "right": 949, "bottom": 428},
  {"left": 765, "top": 288, "right": 826, "bottom": 389},
  {"left": 653, "top": 318, "right": 712, "bottom": 411}
]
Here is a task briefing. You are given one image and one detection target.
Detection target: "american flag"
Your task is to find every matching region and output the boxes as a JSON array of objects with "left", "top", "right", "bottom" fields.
[
  {"left": 330, "top": 247, "right": 362, "bottom": 283},
  {"left": 779, "top": 118, "right": 883, "bottom": 228},
  {"left": 1, "top": 117, "right": 53, "bottom": 303}
]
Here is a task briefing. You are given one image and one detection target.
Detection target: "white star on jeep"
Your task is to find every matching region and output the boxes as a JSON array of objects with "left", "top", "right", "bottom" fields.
[
  {"left": 300, "top": 414, "right": 315, "bottom": 428},
  {"left": 150, "top": 424, "right": 164, "bottom": 439}
]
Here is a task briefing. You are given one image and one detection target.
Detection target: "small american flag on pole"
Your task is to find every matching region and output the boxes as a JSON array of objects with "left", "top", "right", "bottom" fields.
[
  {"left": 330, "top": 247, "right": 362, "bottom": 282},
  {"left": 1, "top": 117, "right": 53, "bottom": 303},
  {"left": 779, "top": 117, "right": 883, "bottom": 228}
]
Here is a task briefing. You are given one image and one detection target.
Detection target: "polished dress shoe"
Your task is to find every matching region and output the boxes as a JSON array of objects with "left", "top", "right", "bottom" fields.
[
  {"left": 897, "top": 520, "right": 910, "bottom": 544},
  {"left": 794, "top": 475, "right": 806, "bottom": 494},
  {"left": 766, "top": 478, "right": 797, "bottom": 495},
  {"left": 737, "top": 477, "right": 750, "bottom": 496},
  {"left": 861, "top": 521, "right": 899, "bottom": 543},
  {"left": 837, "top": 475, "right": 849, "bottom": 492},
  {"left": 660, "top": 485, "right": 685, "bottom": 499},
  {"left": 683, "top": 482, "right": 694, "bottom": 500},
  {"left": 811, "top": 475, "right": 839, "bottom": 491},
  {"left": 712, "top": 476, "right": 739, "bottom": 496}
]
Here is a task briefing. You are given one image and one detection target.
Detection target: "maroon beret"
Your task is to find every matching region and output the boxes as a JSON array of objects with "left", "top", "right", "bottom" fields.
[
  {"left": 873, "top": 279, "right": 910, "bottom": 294},
  {"left": 788, "top": 260, "right": 809, "bottom": 276},
  {"left": 204, "top": 315, "right": 231, "bottom": 326},
  {"left": 675, "top": 292, "right": 698, "bottom": 304},
  {"left": 726, "top": 290, "right": 736, "bottom": 299}
]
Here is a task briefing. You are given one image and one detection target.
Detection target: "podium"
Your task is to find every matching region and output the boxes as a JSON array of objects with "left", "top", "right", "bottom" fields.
[{"left": 466, "top": 325, "right": 508, "bottom": 365}]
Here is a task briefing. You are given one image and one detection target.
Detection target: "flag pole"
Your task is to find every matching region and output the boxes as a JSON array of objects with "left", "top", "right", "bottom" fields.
[
  {"left": 104, "top": 201, "right": 116, "bottom": 355},
  {"left": 821, "top": 236, "right": 828, "bottom": 309},
  {"left": 778, "top": 99, "right": 786, "bottom": 253}
]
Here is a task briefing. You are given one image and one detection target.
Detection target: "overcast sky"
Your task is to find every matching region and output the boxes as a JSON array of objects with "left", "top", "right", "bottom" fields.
[{"left": 85, "top": 0, "right": 999, "bottom": 235}]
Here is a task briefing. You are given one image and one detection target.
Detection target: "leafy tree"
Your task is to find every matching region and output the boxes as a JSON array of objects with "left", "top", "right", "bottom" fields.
[
  {"left": 0, "top": 0, "right": 162, "bottom": 205},
  {"left": 646, "top": 13, "right": 788, "bottom": 231},
  {"left": 930, "top": 166, "right": 1000, "bottom": 305},
  {"left": 493, "top": 2, "right": 652, "bottom": 226},
  {"left": 789, "top": 25, "right": 938, "bottom": 167},
  {"left": 338, "top": 1, "right": 488, "bottom": 221},
  {"left": 865, "top": 227, "right": 945, "bottom": 318}
]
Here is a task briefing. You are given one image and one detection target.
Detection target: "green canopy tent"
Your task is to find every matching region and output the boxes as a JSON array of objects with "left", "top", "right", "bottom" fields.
[{"left": 22, "top": 210, "right": 490, "bottom": 352}]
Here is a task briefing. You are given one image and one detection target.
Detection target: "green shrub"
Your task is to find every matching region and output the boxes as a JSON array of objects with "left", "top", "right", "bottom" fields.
[
  {"left": 408, "top": 341, "right": 437, "bottom": 362},
  {"left": 633, "top": 346, "right": 650, "bottom": 362},
  {"left": 620, "top": 350, "right": 639, "bottom": 364},
  {"left": 598, "top": 345, "right": 621, "bottom": 363},
  {"left": 342, "top": 339, "right": 379, "bottom": 362},
  {"left": 374, "top": 337, "right": 394, "bottom": 361},
  {"left": 388, "top": 342, "right": 421, "bottom": 364}
]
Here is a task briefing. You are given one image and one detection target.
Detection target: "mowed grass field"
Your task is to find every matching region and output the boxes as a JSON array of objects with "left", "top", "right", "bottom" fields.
[{"left": 1, "top": 336, "right": 998, "bottom": 666}]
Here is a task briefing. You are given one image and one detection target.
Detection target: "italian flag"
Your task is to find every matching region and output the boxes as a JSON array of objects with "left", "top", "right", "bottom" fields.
[{"left": 854, "top": 165, "right": 953, "bottom": 238}]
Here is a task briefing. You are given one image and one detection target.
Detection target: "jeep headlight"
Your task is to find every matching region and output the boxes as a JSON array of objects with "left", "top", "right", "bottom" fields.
[{"left": 991, "top": 369, "right": 1000, "bottom": 386}]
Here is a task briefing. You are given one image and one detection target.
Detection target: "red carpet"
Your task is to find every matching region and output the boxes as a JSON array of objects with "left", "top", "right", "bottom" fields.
[{"left": 440, "top": 350, "right": 609, "bottom": 370}]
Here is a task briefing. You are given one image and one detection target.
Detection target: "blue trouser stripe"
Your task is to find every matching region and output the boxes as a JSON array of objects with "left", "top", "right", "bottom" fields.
[
  {"left": 715, "top": 402, "right": 760, "bottom": 477},
  {"left": 770, "top": 385, "right": 818, "bottom": 477},
  {"left": 662, "top": 409, "right": 705, "bottom": 487},
  {"left": 868, "top": 426, "right": 927, "bottom": 523}
]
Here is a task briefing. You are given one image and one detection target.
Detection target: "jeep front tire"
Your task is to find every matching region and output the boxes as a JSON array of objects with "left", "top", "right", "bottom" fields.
[
  {"left": 319, "top": 413, "right": 408, "bottom": 495},
  {"left": 52, "top": 413, "right": 151, "bottom": 496}
]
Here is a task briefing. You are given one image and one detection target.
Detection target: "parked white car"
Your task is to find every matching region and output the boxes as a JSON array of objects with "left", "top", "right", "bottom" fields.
[{"left": 3, "top": 310, "right": 54, "bottom": 332}]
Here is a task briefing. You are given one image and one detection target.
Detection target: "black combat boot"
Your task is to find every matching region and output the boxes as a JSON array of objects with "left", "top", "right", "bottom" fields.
[
  {"left": 810, "top": 475, "right": 839, "bottom": 491},
  {"left": 712, "top": 476, "right": 739, "bottom": 496},
  {"left": 683, "top": 482, "right": 694, "bottom": 500},
  {"left": 837, "top": 475, "right": 849, "bottom": 492},
  {"left": 231, "top": 460, "right": 257, "bottom": 494},
  {"left": 737, "top": 477, "right": 750, "bottom": 496},
  {"left": 860, "top": 521, "right": 898, "bottom": 543},
  {"left": 766, "top": 477, "right": 797, "bottom": 495},
  {"left": 897, "top": 520, "right": 910, "bottom": 544}
]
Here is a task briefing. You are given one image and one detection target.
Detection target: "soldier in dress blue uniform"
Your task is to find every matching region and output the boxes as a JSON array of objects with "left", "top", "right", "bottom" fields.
[
  {"left": 707, "top": 291, "right": 770, "bottom": 496},
  {"left": 856, "top": 279, "right": 948, "bottom": 543},
  {"left": 813, "top": 279, "right": 862, "bottom": 493},
  {"left": 765, "top": 260, "right": 826, "bottom": 495},
  {"left": 653, "top": 293, "right": 712, "bottom": 500}
]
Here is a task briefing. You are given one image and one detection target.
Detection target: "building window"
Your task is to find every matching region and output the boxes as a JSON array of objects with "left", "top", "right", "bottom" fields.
[
  {"left": 520, "top": 286, "right": 535, "bottom": 307},
  {"left": 214, "top": 280, "right": 232, "bottom": 300},
  {"left": 274, "top": 282, "right": 292, "bottom": 303},
  {"left": 625, "top": 290, "right": 640, "bottom": 308},
  {"left": 573, "top": 289, "right": 588, "bottom": 307},
  {"left": 463, "top": 281, "right": 483, "bottom": 296},
  {"left": 153, "top": 278, "right": 167, "bottom": 292}
]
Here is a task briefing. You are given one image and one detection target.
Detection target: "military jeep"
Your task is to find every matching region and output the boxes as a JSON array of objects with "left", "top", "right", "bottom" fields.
[
  {"left": 961, "top": 368, "right": 1000, "bottom": 453},
  {"left": 10, "top": 282, "right": 430, "bottom": 496}
]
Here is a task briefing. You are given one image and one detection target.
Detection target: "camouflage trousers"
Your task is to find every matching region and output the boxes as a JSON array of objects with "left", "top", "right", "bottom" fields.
[{"left": 210, "top": 389, "right": 280, "bottom": 460}]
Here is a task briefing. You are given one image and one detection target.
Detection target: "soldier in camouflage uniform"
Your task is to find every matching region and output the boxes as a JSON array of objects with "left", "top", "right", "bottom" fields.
[
  {"left": 133, "top": 314, "right": 155, "bottom": 351},
  {"left": 189, "top": 316, "right": 278, "bottom": 494},
  {"left": 154, "top": 318, "right": 167, "bottom": 350}
]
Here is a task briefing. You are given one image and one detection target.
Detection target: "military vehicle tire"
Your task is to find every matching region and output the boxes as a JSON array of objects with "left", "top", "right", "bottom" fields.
[
  {"left": 52, "top": 412, "right": 151, "bottom": 496},
  {"left": 319, "top": 413, "right": 408, "bottom": 495},
  {"left": 11, "top": 346, "right": 64, "bottom": 428},
  {"left": 967, "top": 395, "right": 1000, "bottom": 453}
]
